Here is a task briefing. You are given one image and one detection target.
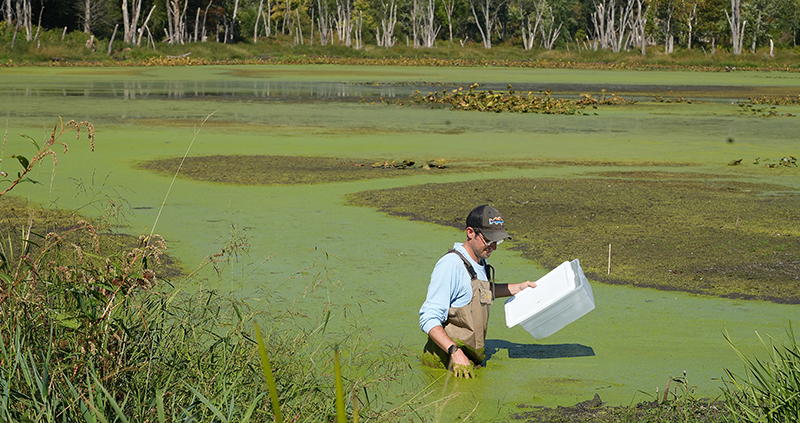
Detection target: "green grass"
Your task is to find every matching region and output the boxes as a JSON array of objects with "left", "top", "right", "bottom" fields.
[{"left": 722, "top": 324, "right": 800, "bottom": 423}]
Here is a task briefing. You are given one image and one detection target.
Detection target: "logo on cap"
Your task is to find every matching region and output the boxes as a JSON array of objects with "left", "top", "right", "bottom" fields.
[{"left": 488, "top": 216, "right": 504, "bottom": 225}]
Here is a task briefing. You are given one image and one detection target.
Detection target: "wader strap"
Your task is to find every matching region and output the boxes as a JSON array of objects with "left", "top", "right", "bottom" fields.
[
  {"left": 485, "top": 263, "right": 495, "bottom": 283},
  {"left": 447, "top": 249, "right": 494, "bottom": 283},
  {"left": 447, "top": 249, "right": 477, "bottom": 280}
]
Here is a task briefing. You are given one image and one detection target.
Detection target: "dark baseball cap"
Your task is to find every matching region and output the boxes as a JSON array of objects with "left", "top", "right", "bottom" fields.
[{"left": 465, "top": 205, "right": 510, "bottom": 243}]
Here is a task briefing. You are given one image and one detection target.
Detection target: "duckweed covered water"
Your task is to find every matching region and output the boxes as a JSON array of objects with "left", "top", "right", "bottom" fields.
[{"left": 1, "top": 65, "right": 798, "bottom": 420}]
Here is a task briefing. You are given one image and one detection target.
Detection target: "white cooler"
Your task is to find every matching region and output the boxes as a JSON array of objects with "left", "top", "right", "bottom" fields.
[{"left": 504, "top": 259, "right": 595, "bottom": 340}]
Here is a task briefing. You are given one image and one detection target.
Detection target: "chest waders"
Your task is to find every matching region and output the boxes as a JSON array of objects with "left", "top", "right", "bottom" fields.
[{"left": 421, "top": 250, "right": 495, "bottom": 369}]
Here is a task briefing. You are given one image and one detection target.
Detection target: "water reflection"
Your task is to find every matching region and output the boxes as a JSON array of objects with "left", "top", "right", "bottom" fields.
[
  {"left": 2, "top": 79, "right": 746, "bottom": 104},
  {"left": 2, "top": 80, "right": 408, "bottom": 101}
]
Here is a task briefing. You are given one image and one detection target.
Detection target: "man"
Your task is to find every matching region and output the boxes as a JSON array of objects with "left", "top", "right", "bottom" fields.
[{"left": 419, "top": 205, "right": 537, "bottom": 378}]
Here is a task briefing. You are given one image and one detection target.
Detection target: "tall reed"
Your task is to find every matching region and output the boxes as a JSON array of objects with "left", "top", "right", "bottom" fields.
[{"left": 722, "top": 324, "right": 800, "bottom": 423}]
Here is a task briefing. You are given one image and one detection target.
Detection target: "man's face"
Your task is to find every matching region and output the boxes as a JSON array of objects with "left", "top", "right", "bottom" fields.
[{"left": 466, "top": 228, "right": 498, "bottom": 261}]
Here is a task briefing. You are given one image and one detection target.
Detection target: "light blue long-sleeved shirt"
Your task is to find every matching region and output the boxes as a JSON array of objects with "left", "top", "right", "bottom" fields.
[{"left": 419, "top": 243, "right": 488, "bottom": 334}]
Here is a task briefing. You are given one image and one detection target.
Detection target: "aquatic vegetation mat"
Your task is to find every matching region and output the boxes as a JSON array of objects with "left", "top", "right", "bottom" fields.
[
  {"left": 138, "top": 155, "right": 469, "bottom": 185},
  {"left": 409, "top": 84, "right": 634, "bottom": 114},
  {"left": 347, "top": 172, "right": 800, "bottom": 303}
]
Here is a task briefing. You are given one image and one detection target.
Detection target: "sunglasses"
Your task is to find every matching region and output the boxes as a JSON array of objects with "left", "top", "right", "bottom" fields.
[{"left": 475, "top": 230, "right": 503, "bottom": 247}]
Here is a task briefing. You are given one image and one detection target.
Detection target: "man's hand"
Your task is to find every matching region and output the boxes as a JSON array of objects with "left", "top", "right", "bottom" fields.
[
  {"left": 451, "top": 349, "right": 473, "bottom": 378},
  {"left": 453, "top": 363, "right": 473, "bottom": 378}
]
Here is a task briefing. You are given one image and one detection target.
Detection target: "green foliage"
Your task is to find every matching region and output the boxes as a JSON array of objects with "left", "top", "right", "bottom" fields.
[
  {"left": 722, "top": 324, "right": 800, "bottom": 423},
  {"left": 255, "top": 322, "right": 284, "bottom": 423}
]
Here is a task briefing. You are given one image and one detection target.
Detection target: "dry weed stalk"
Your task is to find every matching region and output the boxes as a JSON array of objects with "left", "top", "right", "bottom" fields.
[{"left": 0, "top": 117, "right": 95, "bottom": 197}]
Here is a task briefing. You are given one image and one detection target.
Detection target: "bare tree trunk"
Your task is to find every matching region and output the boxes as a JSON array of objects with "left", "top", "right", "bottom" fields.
[
  {"left": 442, "top": 0, "right": 455, "bottom": 42},
  {"left": 138, "top": 5, "right": 156, "bottom": 46},
  {"left": 591, "top": 0, "right": 634, "bottom": 52},
  {"left": 411, "top": 0, "right": 419, "bottom": 47},
  {"left": 471, "top": 0, "right": 499, "bottom": 49},
  {"left": 265, "top": 0, "right": 271, "bottom": 37},
  {"left": 108, "top": 23, "right": 119, "bottom": 55},
  {"left": 590, "top": 0, "right": 609, "bottom": 49},
  {"left": 230, "top": 0, "right": 240, "bottom": 42},
  {"left": 539, "top": 11, "right": 562, "bottom": 49},
  {"left": 16, "top": 0, "right": 33, "bottom": 42},
  {"left": 420, "top": 0, "right": 439, "bottom": 47},
  {"left": 122, "top": 0, "right": 130, "bottom": 42},
  {"left": 317, "top": 0, "right": 331, "bottom": 45},
  {"left": 636, "top": 0, "right": 646, "bottom": 55},
  {"left": 354, "top": 10, "right": 363, "bottom": 48},
  {"left": 725, "top": 0, "right": 746, "bottom": 55},
  {"left": 334, "top": 0, "right": 352, "bottom": 46},
  {"left": 79, "top": 0, "right": 110, "bottom": 35},
  {"left": 294, "top": 9, "right": 304, "bottom": 44},
  {"left": 661, "top": 0, "right": 672, "bottom": 53},
  {"left": 167, "top": 0, "right": 190, "bottom": 44},
  {"left": 521, "top": 0, "right": 544, "bottom": 50},
  {"left": 750, "top": 10, "right": 761, "bottom": 53},
  {"left": 378, "top": 0, "right": 397, "bottom": 47},
  {"left": 202, "top": 0, "right": 213, "bottom": 41},
  {"left": 685, "top": 2, "right": 695, "bottom": 49},
  {"left": 3, "top": 0, "right": 11, "bottom": 26},
  {"left": 122, "top": 0, "right": 143, "bottom": 44},
  {"left": 33, "top": 5, "right": 43, "bottom": 42},
  {"left": 195, "top": 7, "right": 200, "bottom": 41},
  {"left": 83, "top": 0, "right": 91, "bottom": 33},
  {"left": 254, "top": 0, "right": 264, "bottom": 42}
]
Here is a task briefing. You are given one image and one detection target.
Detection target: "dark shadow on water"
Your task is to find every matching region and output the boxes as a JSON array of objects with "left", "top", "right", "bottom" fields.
[{"left": 485, "top": 339, "right": 595, "bottom": 361}]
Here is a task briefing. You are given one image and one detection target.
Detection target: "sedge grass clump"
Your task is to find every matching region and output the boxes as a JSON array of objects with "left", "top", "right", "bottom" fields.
[{"left": 722, "top": 324, "right": 800, "bottom": 423}]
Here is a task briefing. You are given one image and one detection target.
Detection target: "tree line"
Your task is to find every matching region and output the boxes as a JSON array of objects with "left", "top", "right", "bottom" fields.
[{"left": 2, "top": 0, "right": 799, "bottom": 54}]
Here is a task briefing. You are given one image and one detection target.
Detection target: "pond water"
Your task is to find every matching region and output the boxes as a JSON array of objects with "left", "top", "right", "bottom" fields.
[{"left": 1, "top": 65, "right": 799, "bottom": 420}]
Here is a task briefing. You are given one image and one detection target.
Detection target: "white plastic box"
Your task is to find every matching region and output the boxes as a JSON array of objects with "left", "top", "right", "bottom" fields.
[{"left": 504, "top": 259, "right": 595, "bottom": 340}]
